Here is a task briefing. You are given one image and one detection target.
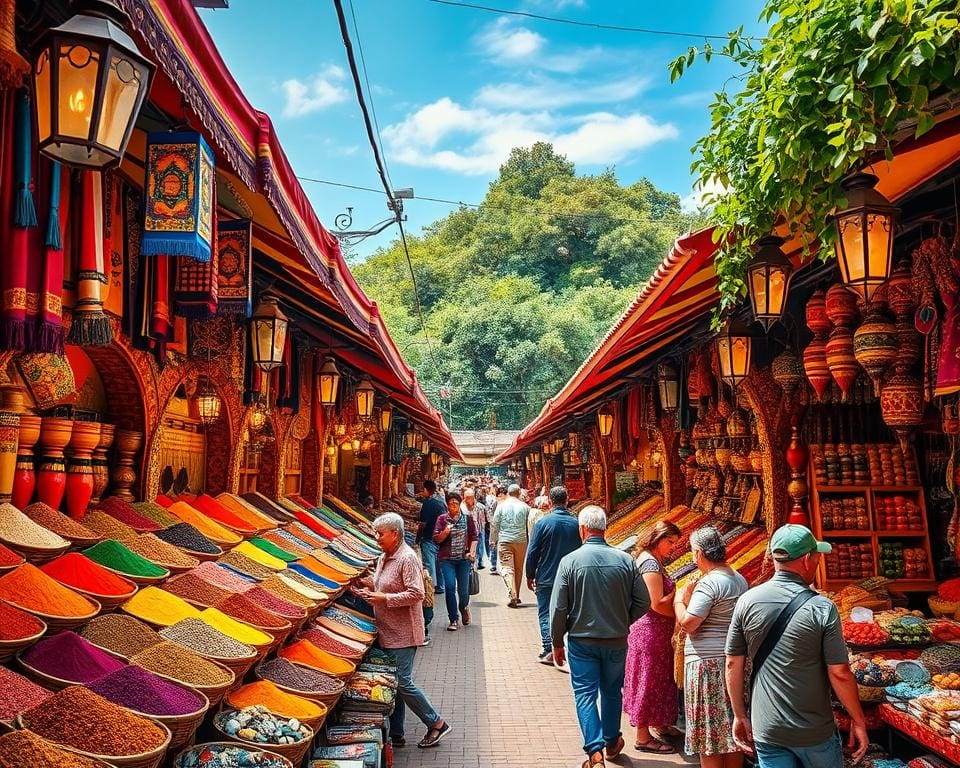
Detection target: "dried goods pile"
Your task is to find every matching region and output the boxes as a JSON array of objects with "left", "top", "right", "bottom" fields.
[
  {"left": 217, "top": 704, "right": 310, "bottom": 744},
  {"left": 220, "top": 551, "right": 276, "bottom": 581},
  {"left": 0, "top": 666, "right": 53, "bottom": 720},
  {"left": 226, "top": 680, "right": 325, "bottom": 720},
  {"left": 0, "top": 542, "right": 21, "bottom": 567},
  {"left": 0, "top": 730, "right": 108, "bottom": 768},
  {"left": 23, "top": 503, "right": 98, "bottom": 541},
  {"left": 193, "top": 561, "right": 256, "bottom": 592},
  {"left": 216, "top": 593, "right": 290, "bottom": 629},
  {"left": 88, "top": 664, "right": 207, "bottom": 716},
  {"left": 161, "top": 618, "right": 255, "bottom": 659},
  {"left": 258, "top": 658, "right": 343, "bottom": 693},
  {"left": 243, "top": 586, "right": 306, "bottom": 620},
  {"left": 123, "top": 586, "right": 200, "bottom": 626},
  {"left": 0, "top": 503, "right": 68, "bottom": 549},
  {"left": 200, "top": 607, "right": 272, "bottom": 647},
  {"left": 81, "top": 613, "right": 163, "bottom": 657},
  {"left": 133, "top": 641, "right": 234, "bottom": 687},
  {"left": 95, "top": 497, "right": 163, "bottom": 531},
  {"left": 40, "top": 553, "right": 136, "bottom": 596},
  {"left": 84, "top": 540, "right": 167, "bottom": 578},
  {"left": 128, "top": 534, "right": 200, "bottom": 568},
  {"left": 174, "top": 743, "right": 290, "bottom": 768},
  {"left": 279, "top": 639, "right": 354, "bottom": 676},
  {"left": 164, "top": 573, "right": 233, "bottom": 606},
  {"left": 298, "top": 628, "right": 361, "bottom": 658},
  {"left": 132, "top": 501, "right": 180, "bottom": 528},
  {"left": 21, "top": 631, "right": 126, "bottom": 684},
  {"left": 0, "top": 564, "right": 96, "bottom": 617},
  {"left": 0, "top": 599, "right": 44, "bottom": 640},
  {"left": 80, "top": 511, "right": 138, "bottom": 543},
  {"left": 156, "top": 523, "right": 221, "bottom": 555}
]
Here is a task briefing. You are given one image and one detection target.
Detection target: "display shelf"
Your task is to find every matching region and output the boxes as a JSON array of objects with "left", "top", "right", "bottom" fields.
[
  {"left": 816, "top": 485, "right": 923, "bottom": 492},
  {"left": 880, "top": 703, "right": 960, "bottom": 764},
  {"left": 820, "top": 529, "right": 872, "bottom": 537},
  {"left": 875, "top": 530, "right": 928, "bottom": 537}
]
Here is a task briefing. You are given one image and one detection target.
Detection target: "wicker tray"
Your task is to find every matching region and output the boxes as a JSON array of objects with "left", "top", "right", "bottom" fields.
[
  {"left": 134, "top": 660, "right": 235, "bottom": 709},
  {"left": 220, "top": 694, "right": 328, "bottom": 732},
  {"left": 1, "top": 538, "right": 70, "bottom": 565},
  {"left": 6, "top": 596, "right": 100, "bottom": 633},
  {"left": 173, "top": 742, "right": 292, "bottom": 768},
  {"left": 17, "top": 716, "right": 172, "bottom": 768},
  {"left": 100, "top": 563, "right": 170, "bottom": 587},
  {"left": 126, "top": 689, "right": 209, "bottom": 752},
  {"left": 212, "top": 712, "right": 313, "bottom": 766},
  {"left": 315, "top": 615, "right": 376, "bottom": 644},
  {"left": 15, "top": 651, "right": 95, "bottom": 690},
  {"left": 48, "top": 578, "right": 138, "bottom": 613},
  {"left": 0, "top": 621, "right": 46, "bottom": 664},
  {"left": 162, "top": 638, "right": 258, "bottom": 680},
  {"left": 253, "top": 660, "right": 346, "bottom": 706}
]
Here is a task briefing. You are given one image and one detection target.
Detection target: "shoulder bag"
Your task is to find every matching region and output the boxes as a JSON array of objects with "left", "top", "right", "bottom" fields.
[
  {"left": 749, "top": 588, "right": 816, "bottom": 692},
  {"left": 469, "top": 562, "right": 481, "bottom": 596}
]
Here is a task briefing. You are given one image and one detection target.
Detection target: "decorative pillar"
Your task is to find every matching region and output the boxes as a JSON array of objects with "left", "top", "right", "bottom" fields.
[
  {"left": 369, "top": 442, "right": 384, "bottom": 503},
  {"left": 658, "top": 415, "right": 685, "bottom": 510},
  {"left": 785, "top": 425, "right": 809, "bottom": 525}
]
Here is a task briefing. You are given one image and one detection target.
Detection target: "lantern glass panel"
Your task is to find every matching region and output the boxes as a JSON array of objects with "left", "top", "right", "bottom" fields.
[
  {"left": 598, "top": 411, "right": 613, "bottom": 437},
  {"left": 57, "top": 44, "right": 99, "bottom": 142},
  {"left": 97, "top": 55, "right": 145, "bottom": 151},
  {"left": 717, "top": 334, "right": 752, "bottom": 385},
  {"left": 379, "top": 405, "right": 392, "bottom": 433},
  {"left": 355, "top": 380, "right": 375, "bottom": 419},
  {"left": 318, "top": 357, "right": 340, "bottom": 406},
  {"left": 34, "top": 51, "right": 51, "bottom": 143}
]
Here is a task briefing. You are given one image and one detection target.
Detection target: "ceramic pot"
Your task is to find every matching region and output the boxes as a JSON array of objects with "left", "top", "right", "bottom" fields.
[
  {"left": 0, "top": 412, "right": 19, "bottom": 504},
  {"left": 853, "top": 307, "right": 897, "bottom": 395},
  {"left": 805, "top": 289, "right": 832, "bottom": 338},
  {"left": 826, "top": 327, "right": 859, "bottom": 400},
  {"left": 65, "top": 422, "right": 100, "bottom": 519},
  {"left": 803, "top": 338, "right": 831, "bottom": 400},
  {"left": 825, "top": 283, "right": 859, "bottom": 329},
  {"left": 36, "top": 417, "right": 73, "bottom": 510},
  {"left": 11, "top": 415, "right": 41, "bottom": 509},
  {"left": 0, "top": 384, "right": 31, "bottom": 414},
  {"left": 111, "top": 429, "right": 143, "bottom": 502},
  {"left": 880, "top": 373, "right": 924, "bottom": 450},
  {"left": 90, "top": 424, "right": 115, "bottom": 506},
  {"left": 785, "top": 427, "right": 808, "bottom": 474},
  {"left": 886, "top": 262, "right": 915, "bottom": 319}
]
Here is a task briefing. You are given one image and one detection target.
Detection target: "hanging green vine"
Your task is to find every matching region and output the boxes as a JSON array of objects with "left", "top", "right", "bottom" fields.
[{"left": 671, "top": 0, "right": 960, "bottom": 318}]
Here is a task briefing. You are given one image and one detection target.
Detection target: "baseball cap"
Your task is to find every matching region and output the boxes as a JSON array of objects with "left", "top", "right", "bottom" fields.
[
  {"left": 507, "top": 483, "right": 521, "bottom": 494},
  {"left": 770, "top": 524, "right": 832, "bottom": 562}
]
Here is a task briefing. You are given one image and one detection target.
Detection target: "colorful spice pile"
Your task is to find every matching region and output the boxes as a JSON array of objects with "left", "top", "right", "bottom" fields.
[
  {"left": 258, "top": 657, "right": 344, "bottom": 693},
  {"left": 0, "top": 666, "right": 53, "bottom": 720},
  {"left": 216, "top": 704, "right": 311, "bottom": 744},
  {"left": 80, "top": 511, "right": 138, "bottom": 543},
  {"left": 88, "top": 664, "right": 207, "bottom": 716},
  {"left": 193, "top": 561, "right": 255, "bottom": 592},
  {"left": 276, "top": 572, "right": 326, "bottom": 601},
  {"left": 261, "top": 531, "right": 311, "bottom": 557},
  {"left": 164, "top": 572, "right": 233, "bottom": 606},
  {"left": 200, "top": 607, "right": 273, "bottom": 647},
  {"left": 0, "top": 563, "right": 96, "bottom": 617},
  {"left": 0, "top": 598, "right": 44, "bottom": 640},
  {"left": 243, "top": 585, "right": 306, "bottom": 620},
  {"left": 191, "top": 494, "right": 257, "bottom": 535},
  {"left": 21, "top": 631, "right": 126, "bottom": 684},
  {"left": 95, "top": 497, "right": 163, "bottom": 531},
  {"left": 0, "top": 542, "right": 22, "bottom": 567},
  {"left": 216, "top": 592, "right": 291, "bottom": 629},
  {"left": 174, "top": 742, "right": 290, "bottom": 768},
  {"left": 259, "top": 575, "right": 315, "bottom": 608},
  {"left": 127, "top": 534, "right": 200, "bottom": 569},
  {"left": 23, "top": 503, "right": 99, "bottom": 542},
  {"left": 40, "top": 552, "right": 136, "bottom": 597},
  {"left": 160, "top": 618, "right": 255, "bottom": 659},
  {"left": 235, "top": 540, "right": 288, "bottom": 569},
  {"left": 0, "top": 503, "right": 68, "bottom": 551},
  {"left": 299, "top": 628, "right": 361, "bottom": 659},
  {"left": 226, "top": 680, "right": 326, "bottom": 720},
  {"left": 221, "top": 550, "right": 276, "bottom": 580},
  {"left": 84, "top": 540, "right": 168, "bottom": 579},
  {"left": 156, "top": 522, "right": 221, "bottom": 555},
  {"left": 21, "top": 686, "right": 168, "bottom": 756},
  {"left": 123, "top": 586, "right": 200, "bottom": 626},
  {"left": 0, "top": 729, "right": 109, "bottom": 768},
  {"left": 279, "top": 639, "right": 355, "bottom": 676},
  {"left": 132, "top": 501, "right": 180, "bottom": 528},
  {"left": 133, "top": 641, "right": 234, "bottom": 688},
  {"left": 81, "top": 613, "right": 162, "bottom": 657},
  {"left": 167, "top": 501, "right": 242, "bottom": 545}
]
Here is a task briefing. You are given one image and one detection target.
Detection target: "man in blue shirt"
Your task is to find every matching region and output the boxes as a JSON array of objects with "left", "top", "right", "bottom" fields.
[
  {"left": 526, "top": 486, "right": 581, "bottom": 666},
  {"left": 418, "top": 480, "right": 447, "bottom": 594}
]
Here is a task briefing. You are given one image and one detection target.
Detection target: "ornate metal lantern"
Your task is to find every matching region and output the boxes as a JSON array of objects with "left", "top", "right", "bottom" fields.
[
  {"left": 249, "top": 297, "right": 288, "bottom": 372},
  {"left": 746, "top": 235, "right": 793, "bottom": 330},
  {"left": 317, "top": 356, "right": 341, "bottom": 409},
  {"left": 716, "top": 317, "right": 753, "bottom": 387}
]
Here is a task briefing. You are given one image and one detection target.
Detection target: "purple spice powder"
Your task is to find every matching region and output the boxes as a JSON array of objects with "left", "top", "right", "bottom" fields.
[
  {"left": 21, "top": 631, "right": 126, "bottom": 684},
  {"left": 88, "top": 664, "right": 205, "bottom": 716}
]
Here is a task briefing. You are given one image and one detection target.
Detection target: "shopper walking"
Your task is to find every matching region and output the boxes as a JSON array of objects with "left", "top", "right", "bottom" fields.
[
  {"left": 726, "top": 524, "right": 869, "bottom": 767},
  {"left": 418, "top": 480, "right": 446, "bottom": 595},
  {"left": 673, "top": 526, "right": 748, "bottom": 768},
  {"left": 462, "top": 489, "right": 488, "bottom": 569},
  {"left": 528, "top": 494, "right": 552, "bottom": 535},
  {"left": 623, "top": 520, "right": 681, "bottom": 753},
  {"left": 433, "top": 491, "right": 478, "bottom": 631},
  {"left": 526, "top": 486, "right": 581, "bottom": 665},
  {"left": 357, "top": 513, "right": 451, "bottom": 748},
  {"left": 483, "top": 485, "right": 499, "bottom": 573},
  {"left": 550, "top": 505, "right": 649, "bottom": 768},
  {"left": 491, "top": 483, "right": 530, "bottom": 607}
]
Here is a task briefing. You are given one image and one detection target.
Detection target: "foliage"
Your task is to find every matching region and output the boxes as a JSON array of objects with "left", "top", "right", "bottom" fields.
[
  {"left": 670, "top": 0, "right": 960, "bottom": 313},
  {"left": 354, "top": 143, "right": 697, "bottom": 429}
]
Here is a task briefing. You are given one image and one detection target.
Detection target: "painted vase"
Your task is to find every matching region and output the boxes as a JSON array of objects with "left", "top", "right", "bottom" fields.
[
  {"left": 886, "top": 261, "right": 916, "bottom": 320},
  {"left": 825, "top": 283, "right": 860, "bottom": 328},
  {"left": 785, "top": 426, "right": 808, "bottom": 473},
  {"left": 826, "top": 327, "right": 859, "bottom": 399},
  {"left": 772, "top": 349, "right": 804, "bottom": 400},
  {"left": 803, "top": 338, "right": 831, "bottom": 400},
  {"left": 805, "top": 290, "right": 832, "bottom": 338},
  {"left": 880, "top": 373, "right": 924, "bottom": 449},
  {"left": 90, "top": 423, "right": 115, "bottom": 506},
  {"left": 36, "top": 417, "right": 73, "bottom": 510},
  {"left": 65, "top": 422, "right": 100, "bottom": 519},
  {"left": 11, "top": 414, "right": 41, "bottom": 509},
  {"left": 111, "top": 429, "right": 143, "bottom": 502},
  {"left": 0, "top": 412, "right": 20, "bottom": 504},
  {"left": 853, "top": 306, "right": 898, "bottom": 395}
]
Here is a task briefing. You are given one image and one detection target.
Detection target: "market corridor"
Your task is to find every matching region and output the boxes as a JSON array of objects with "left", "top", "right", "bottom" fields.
[{"left": 392, "top": 568, "right": 690, "bottom": 768}]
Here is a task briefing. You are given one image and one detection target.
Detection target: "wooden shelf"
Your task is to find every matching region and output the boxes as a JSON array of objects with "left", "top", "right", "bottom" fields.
[
  {"left": 821, "top": 530, "right": 872, "bottom": 537},
  {"left": 875, "top": 530, "right": 927, "bottom": 537},
  {"left": 816, "top": 484, "right": 922, "bottom": 493}
]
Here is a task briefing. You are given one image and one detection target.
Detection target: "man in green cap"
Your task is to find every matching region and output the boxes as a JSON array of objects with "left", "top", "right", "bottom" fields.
[{"left": 724, "top": 524, "right": 868, "bottom": 767}]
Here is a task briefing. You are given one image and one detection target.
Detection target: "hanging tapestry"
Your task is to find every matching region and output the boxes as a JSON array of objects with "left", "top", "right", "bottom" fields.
[
  {"left": 276, "top": 333, "right": 299, "bottom": 414},
  {"left": 16, "top": 352, "right": 76, "bottom": 409},
  {"left": 142, "top": 131, "right": 215, "bottom": 262},
  {"left": 67, "top": 169, "right": 112, "bottom": 346},
  {"left": 216, "top": 218, "right": 252, "bottom": 316},
  {"left": 174, "top": 248, "right": 218, "bottom": 319},
  {"left": 37, "top": 160, "right": 64, "bottom": 354},
  {"left": 102, "top": 173, "right": 125, "bottom": 318},
  {"left": 123, "top": 185, "right": 145, "bottom": 345}
]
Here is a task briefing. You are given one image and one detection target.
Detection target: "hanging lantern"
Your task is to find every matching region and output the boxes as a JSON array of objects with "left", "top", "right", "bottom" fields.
[
  {"left": 422, "top": 439, "right": 430, "bottom": 455},
  {"left": 554, "top": 438, "right": 564, "bottom": 453},
  {"left": 771, "top": 349, "right": 804, "bottom": 400},
  {"left": 405, "top": 430, "right": 417, "bottom": 450},
  {"left": 746, "top": 235, "right": 793, "bottom": 330},
  {"left": 317, "top": 356, "right": 341, "bottom": 408},
  {"left": 249, "top": 401, "right": 268, "bottom": 434},
  {"left": 354, "top": 378, "right": 375, "bottom": 420},
  {"left": 716, "top": 317, "right": 753, "bottom": 387},
  {"left": 32, "top": 0, "right": 154, "bottom": 169},
  {"left": 597, "top": 407, "right": 614, "bottom": 438},
  {"left": 524, "top": 455, "right": 531, "bottom": 470},
  {"left": 249, "top": 297, "right": 288, "bottom": 372},
  {"left": 832, "top": 172, "right": 898, "bottom": 304},
  {"left": 656, "top": 361, "right": 680, "bottom": 412},
  {"left": 325, "top": 438, "right": 336, "bottom": 458},
  {"left": 378, "top": 403, "right": 392, "bottom": 433},
  {"left": 414, "top": 432, "right": 424, "bottom": 451},
  {"left": 195, "top": 378, "right": 221, "bottom": 426}
]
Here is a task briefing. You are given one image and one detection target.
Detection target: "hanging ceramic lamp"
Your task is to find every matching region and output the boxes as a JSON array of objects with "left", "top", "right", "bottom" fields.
[
  {"left": 803, "top": 338, "right": 831, "bottom": 401},
  {"left": 853, "top": 304, "right": 897, "bottom": 395}
]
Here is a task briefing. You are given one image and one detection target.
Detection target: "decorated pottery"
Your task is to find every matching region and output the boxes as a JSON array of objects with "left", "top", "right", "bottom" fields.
[
  {"left": 111, "top": 429, "right": 143, "bottom": 502},
  {"left": 12, "top": 414, "right": 41, "bottom": 509},
  {"left": 90, "top": 424, "right": 115, "bottom": 506},
  {"left": 825, "top": 327, "right": 859, "bottom": 399},
  {"left": 853, "top": 306, "right": 897, "bottom": 395},
  {"left": 880, "top": 373, "right": 924, "bottom": 449},
  {"left": 886, "top": 261, "right": 916, "bottom": 319},
  {"left": 785, "top": 427, "right": 808, "bottom": 474},
  {"left": 805, "top": 289, "right": 832, "bottom": 338},
  {"left": 65, "top": 422, "right": 100, "bottom": 519},
  {"left": 0, "top": 412, "right": 19, "bottom": 504},
  {"left": 771, "top": 349, "right": 804, "bottom": 400},
  {"left": 803, "top": 338, "right": 831, "bottom": 400},
  {"left": 825, "top": 283, "right": 859, "bottom": 328},
  {"left": 36, "top": 417, "right": 73, "bottom": 510}
]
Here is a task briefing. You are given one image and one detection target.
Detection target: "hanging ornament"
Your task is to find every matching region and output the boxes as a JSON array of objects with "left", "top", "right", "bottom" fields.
[
  {"left": 880, "top": 372, "right": 924, "bottom": 450},
  {"left": 772, "top": 349, "right": 804, "bottom": 400},
  {"left": 853, "top": 302, "right": 897, "bottom": 395},
  {"left": 805, "top": 290, "right": 832, "bottom": 339},
  {"left": 803, "top": 338, "right": 831, "bottom": 401},
  {"left": 824, "top": 284, "right": 861, "bottom": 400}
]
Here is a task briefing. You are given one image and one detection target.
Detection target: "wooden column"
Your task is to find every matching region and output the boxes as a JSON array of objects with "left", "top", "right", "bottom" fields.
[
  {"left": 370, "top": 442, "right": 384, "bottom": 503},
  {"left": 658, "top": 415, "right": 685, "bottom": 510}
]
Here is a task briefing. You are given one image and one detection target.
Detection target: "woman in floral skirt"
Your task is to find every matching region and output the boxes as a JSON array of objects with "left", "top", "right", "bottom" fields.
[
  {"left": 674, "top": 526, "right": 748, "bottom": 768},
  {"left": 623, "top": 520, "right": 681, "bottom": 754}
]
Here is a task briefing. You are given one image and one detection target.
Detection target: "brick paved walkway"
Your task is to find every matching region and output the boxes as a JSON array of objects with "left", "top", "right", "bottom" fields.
[{"left": 392, "top": 568, "right": 693, "bottom": 768}]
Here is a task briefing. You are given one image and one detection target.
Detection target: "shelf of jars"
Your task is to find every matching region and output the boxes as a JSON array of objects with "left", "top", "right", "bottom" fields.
[{"left": 686, "top": 429, "right": 765, "bottom": 524}]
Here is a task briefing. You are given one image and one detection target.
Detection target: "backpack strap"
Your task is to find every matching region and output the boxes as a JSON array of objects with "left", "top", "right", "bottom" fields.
[{"left": 749, "top": 589, "right": 817, "bottom": 692}]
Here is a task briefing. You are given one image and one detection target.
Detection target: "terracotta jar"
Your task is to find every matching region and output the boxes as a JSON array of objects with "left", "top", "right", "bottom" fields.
[
  {"left": 11, "top": 414, "right": 41, "bottom": 509},
  {"left": 36, "top": 417, "right": 73, "bottom": 510},
  {"left": 90, "top": 424, "right": 115, "bottom": 506},
  {"left": 803, "top": 338, "right": 831, "bottom": 400},
  {"left": 111, "top": 429, "right": 143, "bottom": 502},
  {"left": 0, "top": 412, "right": 19, "bottom": 504},
  {"left": 65, "top": 422, "right": 100, "bottom": 519}
]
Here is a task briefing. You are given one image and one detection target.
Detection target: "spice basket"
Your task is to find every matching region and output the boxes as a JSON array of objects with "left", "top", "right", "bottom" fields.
[
  {"left": 50, "top": 579, "right": 138, "bottom": 613},
  {"left": 254, "top": 660, "right": 346, "bottom": 707},
  {"left": 63, "top": 532, "right": 103, "bottom": 551},
  {"left": 15, "top": 651, "right": 86, "bottom": 690},
  {"left": 0, "top": 622, "right": 46, "bottom": 663},
  {"left": 298, "top": 626, "right": 367, "bottom": 661},
  {"left": 85, "top": 640, "right": 133, "bottom": 662},
  {"left": 128, "top": 689, "right": 209, "bottom": 751},
  {"left": 167, "top": 642, "right": 258, "bottom": 680},
  {"left": 929, "top": 596, "right": 960, "bottom": 618},
  {"left": 180, "top": 546, "right": 223, "bottom": 563},
  {"left": 139, "top": 662, "right": 235, "bottom": 709},
  {"left": 101, "top": 563, "right": 170, "bottom": 587},
  {"left": 144, "top": 557, "right": 198, "bottom": 576},
  {"left": 8, "top": 597, "right": 100, "bottom": 633},
  {"left": 315, "top": 615, "right": 376, "bottom": 644},
  {"left": 2, "top": 538, "right": 70, "bottom": 565},
  {"left": 17, "top": 715, "right": 172, "bottom": 768},
  {"left": 212, "top": 711, "right": 313, "bottom": 765},
  {"left": 0, "top": 553, "right": 25, "bottom": 573},
  {"left": 173, "top": 742, "right": 293, "bottom": 768},
  {"left": 219, "top": 695, "right": 328, "bottom": 733}
]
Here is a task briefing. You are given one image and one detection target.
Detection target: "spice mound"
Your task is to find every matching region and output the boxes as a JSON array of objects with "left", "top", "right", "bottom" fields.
[
  {"left": 225, "top": 680, "right": 326, "bottom": 720},
  {"left": 279, "top": 639, "right": 355, "bottom": 676},
  {"left": 84, "top": 540, "right": 168, "bottom": 578},
  {"left": 192, "top": 561, "right": 256, "bottom": 593},
  {"left": 88, "top": 664, "right": 206, "bottom": 716},
  {"left": 0, "top": 666, "right": 53, "bottom": 721},
  {"left": 0, "top": 597, "right": 44, "bottom": 640},
  {"left": 258, "top": 658, "right": 344, "bottom": 694},
  {"left": 0, "top": 729, "right": 109, "bottom": 768},
  {"left": 20, "top": 686, "right": 168, "bottom": 756},
  {"left": 164, "top": 572, "right": 232, "bottom": 606},
  {"left": 95, "top": 497, "right": 163, "bottom": 531},
  {"left": 173, "top": 742, "right": 291, "bottom": 768},
  {"left": 243, "top": 585, "right": 306, "bottom": 620},
  {"left": 161, "top": 617, "right": 255, "bottom": 660},
  {"left": 21, "top": 630, "right": 126, "bottom": 684},
  {"left": 298, "top": 628, "right": 360, "bottom": 659},
  {"left": 155, "top": 523, "right": 221, "bottom": 555},
  {"left": 23, "top": 502, "right": 99, "bottom": 542},
  {"left": 132, "top": 641, "right": 234, "bottom": 688},
  {"left": 80, "top": 511, "right": 138, "bottom": 543},
  {"left": 123, "top": 586, "right": 200, "bottom": 626},
  {"left": 0, "top": 563, "right": 96, "bottom": 617},
  {"left": 200, "top": 607, "right": 273, "bottom": 647},
  {"left": 41, "top": 552, "right": 137, "bottom": 597},
  {"left": 132, "top": 501, "right": 180, "bottom": 528},
  {"left": 216, "top": 704, "right": 310, "bottom": 744},
  {"left": 129, "top": 534, "right": 201, "bottom": 569},
  {"left": 81, "top": 613, "right": 163, "bottom": 658},
  {"left": 0, "top": 503, "right": 69, "bottom": 550},
  {"left": 215, "top": 593, "right": 291, "bottom": 630}
]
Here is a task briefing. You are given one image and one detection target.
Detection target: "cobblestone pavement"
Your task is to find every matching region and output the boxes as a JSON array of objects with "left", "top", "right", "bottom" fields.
[{"left": 392, "top": 566, "right": 693, "bottom": 768}]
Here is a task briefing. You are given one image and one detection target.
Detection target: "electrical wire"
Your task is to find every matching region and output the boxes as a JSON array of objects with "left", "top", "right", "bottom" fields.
[{"left": 423, "top": 0, "right": 744, "bottom": 41}]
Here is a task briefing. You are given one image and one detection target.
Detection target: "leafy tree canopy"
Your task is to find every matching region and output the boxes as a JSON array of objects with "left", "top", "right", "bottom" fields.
[{"left": 354, "top": 143, "right": 697, "bottom": 429}]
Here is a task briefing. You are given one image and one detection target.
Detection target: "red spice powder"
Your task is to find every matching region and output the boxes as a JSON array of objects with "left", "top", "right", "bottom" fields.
[
  {"left": 95, "top": 497, "right": 162, "bottom": 532},
  {"left": 215, "top": 593, "right": 291, "bottom": 629},
  {"left": 40, "top": 553, "right": 137, "bottom": 597},
  {"left": 0, "top": 599, "right": 44, "bottom": 640},
  {"left": 0, "top": 542, "right": 22, "bottom": 567}
]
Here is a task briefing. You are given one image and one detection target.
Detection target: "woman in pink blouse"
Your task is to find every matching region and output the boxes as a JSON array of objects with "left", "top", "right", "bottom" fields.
[{"left": 356, "top": 512, "right": 451, "bottom": 749}]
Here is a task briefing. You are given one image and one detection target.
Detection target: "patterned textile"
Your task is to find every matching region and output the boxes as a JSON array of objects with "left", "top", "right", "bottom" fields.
[
  {"left": 102, "top": 173, "right": 124, "bottom": 318},
  {"left": 216, "top": 219, "right": 252, "bottom": 316},
  {"left": 67, "top": 170, "right": 112, "bottom": 346},
  {"left": 16, "top": 352, "right": 76, "bottom": 409},
  {"left": 174, "top": 248, "right": 218, "bottom": 319},
  {"left": 275, "top": 333, "right": 299, "bottom": 413},
  {"left": 683, "top": 657, "right": 738, "bottom": 756},
  {"left": 142, "top": 132, "right": 215, "bottom": 262},
  {"left": 123, "top": 185, "right": 143, "bottom": 343},
  {"left": 37, "top": 160, "right": 64, "bottom": 353}
]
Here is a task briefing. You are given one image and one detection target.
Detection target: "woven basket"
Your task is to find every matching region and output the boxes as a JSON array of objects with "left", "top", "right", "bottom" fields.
[
  {"left": 164, "top": 640, "right": 258, "bottom": 680},
  {"left": 48, "top": 578, "right": 138, "bottom": 613},
  {"left": 929, "top": 596, "right": 960, "bottom": 618},
  {"left": 7, "top": 597, "right": 100, "bottom": 633},
  {"left": 147, "top": 558, "right": 197, "bottom": 576},
  {"left": 2, "top": 538, "right": 70, "bottom": 565},
  {"left": 0, "top": 553, "right": 25, "bottom": 573},
  {"left": 64, "top": 533, "right": 102, "bottom": 551},
  {"left": 15, "top": 651, "right": 90, "bottom": 690},
  {"left": 180, "top": 546, "right": 223, "bottom": 563},
  {"left": 253, "top": 660, "right": 346, "bottom": 707},
  {"left": 299, "top": 625, "right": 367, "bottom": 660},
  {"left": 101, "top": 563, "right": 170, "bottom": 587},
  {"left": 17, "top": 716, "right": 172, "bottom": 768},
  {"left": 127, "top": 689, "right": 209, "bottom": 752},
  {"left": 212, "top": 712, "right": 313, "bottom": 766},
  {"left": 85, "top": 640, "right": 134, "bottom": 662},
  {"left": 857, "top": 683, "right": 886, "bottom": 703},
  {"left": 221, "top": 693, "right": 328, "bottom": 732},
  {"left": 315, "top": 616, "right": 375, "bottom": 644},
  {"left": 0, "top": 622, "right": 46, "bottom": 664},
  {"left": 173, "top": 742, "right": 292, "bottom": 768}
]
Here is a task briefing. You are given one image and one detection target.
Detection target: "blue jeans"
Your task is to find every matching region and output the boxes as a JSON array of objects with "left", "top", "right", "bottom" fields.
[
  {"left": 567, "top": 637, "right": 626, "bottom": 755},
  {"left": 536, "top": 584, "right": 553, "bottom": 654},
  {"left": 485, "top": 524, "right": 497, "bottom": 568},
  {"left": 385, "top": 646, "right": 440, "bottom": 738},
  {"left": 420, "top": 539, "right": 443, "bottom": 591},
  {"left": 439, "top": 558, "right": 471, "bottom": 623},
  {"left": 755, "top": 733, "right": 843, "bottom": 768}
]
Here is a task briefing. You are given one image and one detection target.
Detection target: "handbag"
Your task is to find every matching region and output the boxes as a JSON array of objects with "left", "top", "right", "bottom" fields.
[{"left": 469, "top": 563, "right": 481, "bottom": 596}]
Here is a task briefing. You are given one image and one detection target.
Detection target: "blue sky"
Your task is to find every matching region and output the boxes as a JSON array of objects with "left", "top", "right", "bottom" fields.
[{"left": 200, "top": 1, "right": 766, "bottom": 259}]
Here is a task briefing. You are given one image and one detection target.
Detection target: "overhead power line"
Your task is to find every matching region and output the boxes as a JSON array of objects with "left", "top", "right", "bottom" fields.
[{"left": 423, "top": 0, "right": 742, "bottom": 41}]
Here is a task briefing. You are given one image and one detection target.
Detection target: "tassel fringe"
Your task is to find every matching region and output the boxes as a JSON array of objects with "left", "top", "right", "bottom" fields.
[
  {"left": 0, "top": 318, "right": 26, "bottom": 351},
  {"left": 14, "top": 186, "right": 35, "bottom": 228},
  {"left": 67, "top": 311, "right": 113, "bottom": 347},
  {"left": 141, "top": 239, "right": 212, "bottom": 262},
  {"left": 35, "top": 322, "right": 64, "bottom": 355},
  {"left": 45, "top": 207, "right": 61, "bottom": 250}
]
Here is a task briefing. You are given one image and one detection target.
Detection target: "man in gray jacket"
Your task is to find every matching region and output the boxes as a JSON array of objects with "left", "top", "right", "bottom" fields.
[{"left": 550, "top": 505, "right": 650, "bottom": 768}]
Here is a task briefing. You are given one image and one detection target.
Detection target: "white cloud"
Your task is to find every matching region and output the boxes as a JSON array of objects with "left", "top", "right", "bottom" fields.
[
  {"left": 281, "top": 65, "right": 349, "bottom": 118},
  {"left": 476, "top": 76, "right": 649, "bottom": 110},
  {"left": 382, "top": 97, "right": 676, "bottom": 175},
  {"left": 478, "top": 18, "right": 546, "bottom": 62},
  {"left": 681, "top": 177, "right": 729, "bottom": 212}
]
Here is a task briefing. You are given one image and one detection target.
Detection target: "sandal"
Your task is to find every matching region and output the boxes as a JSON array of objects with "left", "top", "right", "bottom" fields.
[
  {"left": 634, "top": 738, "right": 675, "bottom": 754},
  {"left": 605, "top": 735, "right": 624, "bottom": 760},
  {"left": 391, "top": 735, "right": 406, "bottom": 747},
  {"left": 418, "top": 721, "right": 451, "bottom": 748},
  {"left": 446, "top": 621, "right": 458, "bottom": 631},
  {"left": 581, "top": 751, "right": 605, "bottom": 768}
]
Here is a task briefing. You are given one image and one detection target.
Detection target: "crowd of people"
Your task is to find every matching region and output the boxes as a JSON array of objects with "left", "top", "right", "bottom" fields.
[{"left": 357, "top": 478, "right": 868, "bottom": 768}]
